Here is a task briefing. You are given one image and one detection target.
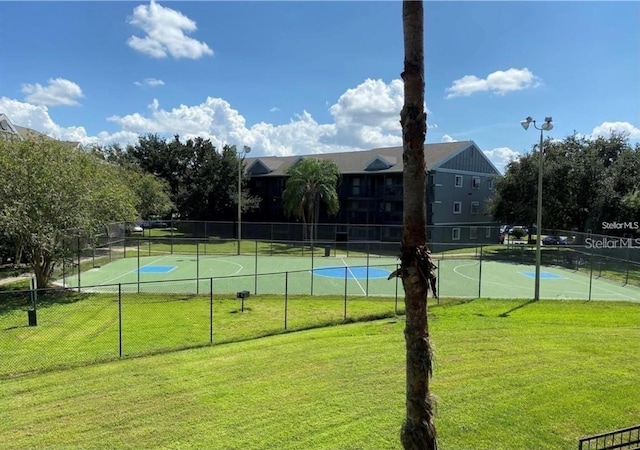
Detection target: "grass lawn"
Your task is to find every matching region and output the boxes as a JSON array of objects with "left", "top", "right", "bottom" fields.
[{"left": 1, "top": 298, "right": 639, "bottom": 449}]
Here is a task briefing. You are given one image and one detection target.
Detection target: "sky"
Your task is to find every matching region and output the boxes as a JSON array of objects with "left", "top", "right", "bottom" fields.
[{"left": 1, "top": 1, "right": 638, "bottom": 173}]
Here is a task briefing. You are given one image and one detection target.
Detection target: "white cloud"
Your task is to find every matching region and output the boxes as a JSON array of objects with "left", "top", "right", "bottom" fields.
[
  {"left": 134, "top": 78, "right": 165, "bottom": 88},
  {"left": 483, "top": 146, "right": 521, "bottom": 174},
  {"left": 0, "top": 97, "right": 137, "bottom": 146},
  {"left": 269, "top": 107, "right": 280, "bottom": 113},
  {"left": 445, "top": 68, "right": 542, "bottom": 99},
  {"left": 441, "top": 134, "right": 456, "bottom": 143},
  {"left": 328, "top": 78, "right": 410, "bottom": 148},
  {"left": 1, "top": 78, "right": 417, "bottom": 155},
  {"left": 591, "top": 121, "right": 640, "bottom": 139},
  {"left": 21, "top": 78, "right": 83, "bottom": 106},
  {"left": 127, "top": 0, "right": 213, "bottom": 59}
]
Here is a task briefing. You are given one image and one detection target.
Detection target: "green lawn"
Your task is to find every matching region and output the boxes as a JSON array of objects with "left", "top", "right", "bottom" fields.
[{"left": 1, "top": 298, "right": 639, "bottom": 449}]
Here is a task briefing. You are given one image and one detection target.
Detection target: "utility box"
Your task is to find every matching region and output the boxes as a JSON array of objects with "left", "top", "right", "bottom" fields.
[{"left": 324, "top": 245, "right": 331, "bottom": 257}]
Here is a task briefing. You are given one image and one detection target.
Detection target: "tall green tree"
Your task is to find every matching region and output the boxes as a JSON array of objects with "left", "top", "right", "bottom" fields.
[
  {"left": 490, "top": 132, "right": 639, "bottom": 234},
  {"left": 126, "top": 134, "right": 257, "bottom": 221},
  {"left": 396, "top": 1, "right": 438, "bottom": 448},
  {"left": 0, "top": 136, "right": 137, "bottom": 287},
  {"left": 282, "top": 158, "right": 340, "bottom": 242}
]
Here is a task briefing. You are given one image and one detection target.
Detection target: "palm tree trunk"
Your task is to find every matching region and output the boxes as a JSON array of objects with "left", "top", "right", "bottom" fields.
[{"left": 399, "top": 1, "right": 437, "bottom": 449}]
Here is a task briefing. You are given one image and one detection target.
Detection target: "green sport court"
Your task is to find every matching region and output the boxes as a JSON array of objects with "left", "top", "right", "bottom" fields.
[{"left": 57, "top": 254, "right": 640, "bottom": 302}]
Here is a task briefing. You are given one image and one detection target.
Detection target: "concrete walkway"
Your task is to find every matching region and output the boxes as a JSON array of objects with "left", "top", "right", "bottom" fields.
[{"left": 0, "top": 273, "right": 32, "bottom": 286}]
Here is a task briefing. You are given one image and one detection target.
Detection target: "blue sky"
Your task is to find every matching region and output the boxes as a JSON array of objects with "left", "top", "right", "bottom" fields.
[{"left": 1, "top": 1, "right": 638, "bottom": 173}]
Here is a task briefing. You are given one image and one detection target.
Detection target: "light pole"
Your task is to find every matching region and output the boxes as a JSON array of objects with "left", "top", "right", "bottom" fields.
[
  {"left": 520, "top": 116, "right": 553, "bottom": 301},
  {"left": 237, "top": 145, "right": 251, "bottom": 255}
]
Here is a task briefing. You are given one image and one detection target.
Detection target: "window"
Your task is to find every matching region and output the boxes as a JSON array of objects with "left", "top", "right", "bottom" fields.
[
  {"left": 472, "top": 176, "right": 481, "bottom": 189},
  {"left": 470, "top": 227, "right": 478, "bottom": 240},
  {"left": 453, "top": 201, "right": 462, "bottom": 214},
  {"left": 470, "top": 201, "right": 479, "bottom": 215},
  {"left": 452, "top": 228, "right": 460, "bottom": 241},
  {"left": 352, "top": 178, "right": 360, "bottom": 195},
  {"left": 454, "top": 175, "right": 463, "bottom": 187},
  {"left": 488, "top": 179, "right": 494, "bottom": 190},
  {"left": 486, "top": 227, "right": 492, "bottom": 238}
]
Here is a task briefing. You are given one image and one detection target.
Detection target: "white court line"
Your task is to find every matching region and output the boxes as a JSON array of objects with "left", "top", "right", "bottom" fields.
[
  {"left": 340, "top": 259, "right": 367, "bottom": 295},
  {"left": 451, "top": 261, "right": 637, "bottom": 301},
  {"left": 203, "top": 258, "right": 244, "bottom": 276}
]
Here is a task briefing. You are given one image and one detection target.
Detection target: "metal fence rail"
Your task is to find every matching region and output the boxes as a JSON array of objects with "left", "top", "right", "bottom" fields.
[{"left": 578, "top": 424, "right": 640, "bottom": 450}]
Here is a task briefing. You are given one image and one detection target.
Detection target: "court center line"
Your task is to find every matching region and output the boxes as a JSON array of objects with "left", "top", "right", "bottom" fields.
[{"left": 340, "top": 259, "right": 366, "bottom": 295}]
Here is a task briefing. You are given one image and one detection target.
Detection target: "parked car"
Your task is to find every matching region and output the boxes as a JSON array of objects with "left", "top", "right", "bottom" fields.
[
  {"left": 141, "top": 220, "right": 168, "bottom": 229},
  {"left": 542, "top": 235, "right": 567, "bottom": 245}
]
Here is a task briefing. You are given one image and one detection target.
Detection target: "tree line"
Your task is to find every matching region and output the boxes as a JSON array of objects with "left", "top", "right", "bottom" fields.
[{"left": 489, "top": 132, "right": 640, "bottom": 236}]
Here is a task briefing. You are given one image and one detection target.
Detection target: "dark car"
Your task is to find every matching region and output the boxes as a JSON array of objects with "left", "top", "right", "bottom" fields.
[{"left": 542, "top": 235, "right": 567, "bottom": 245}]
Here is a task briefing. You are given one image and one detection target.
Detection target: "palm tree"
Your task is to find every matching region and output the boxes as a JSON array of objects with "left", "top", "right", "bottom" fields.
[
  {"left": 282, "top": 158, "right": 340, "bottom": 243},
  {"left": 398, "top": 1, "right": 438, "bottom": 448}
]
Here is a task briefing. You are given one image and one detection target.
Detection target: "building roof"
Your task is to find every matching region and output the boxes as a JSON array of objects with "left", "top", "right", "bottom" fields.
[
  {"left": 0, "top": 113, "right": 81, "bottom": 149},
  {"left": 246, "top": 141, "right": 500, "bottom": 177}
]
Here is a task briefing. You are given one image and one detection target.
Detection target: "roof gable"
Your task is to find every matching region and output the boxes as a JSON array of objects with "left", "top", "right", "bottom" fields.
[
  {"left": 247, "top": 159, "right": 275, "bottom": 175},
  {"left": 431, "top": 142, "right": 501, "bottom": 175},
  {"left": 0, "top": 114, "right": 19, "bottom": 135},
  {"left": 365, "top": 155, "right": 397, "bottom": 171}
]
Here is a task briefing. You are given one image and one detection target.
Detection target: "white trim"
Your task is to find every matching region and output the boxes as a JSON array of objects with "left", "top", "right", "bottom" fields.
[
  {"left": 452, "top": 228, "right": 461, "bottom": 241},
  {"left": 454, "top": 175, "right": 463, "bottom": 188},
  {"left": 453, "top": 201, "right": 462, "bottom": 214}
]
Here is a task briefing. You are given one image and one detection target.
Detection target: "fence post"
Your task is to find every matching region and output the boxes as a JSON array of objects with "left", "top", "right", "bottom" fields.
[
  {"left": 210, "top": 278, "right": 213, "bottom": 344},
  {"left": 77, "top": 236, "right": 81, "bottom": 292},
  {"left": 437, "top": 261, "right": 441, "bottom": 305},
  {"left": 196, "top": 242, "right": 200, "bottom": 295},
  {"left": 343, "top": 266, "right": 348, "bottom": 320},
  {"left": 588, "top": 253, "right": 594, "bottom": 301},
  {"left": 310, "top": 241, "right": 315, "bottom": 296},
  {"left": 284, "top": 272, "right": 288, "bottom": 330},
  {"left": 137, "top": 238, "right": 140, "bottom": 294},
  {"left": 118, "top": 283, "right": 123, "bottom": 358},
  {"left": 478, "top": 246, "right": 483, "bottom": 299},
  {"left": 366, "top": 250, "right": 370, "bottom": 297},
  {"left": 395, "top": 263, "right": 399, "bottom": 315},
  {"left": 254, "top": 240, "right": 258, "bottom": 294}
]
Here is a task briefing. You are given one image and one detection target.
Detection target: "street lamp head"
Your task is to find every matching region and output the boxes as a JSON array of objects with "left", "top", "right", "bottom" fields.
[
  {"left": 243, "top": 145, "right": 251, "bottom": 155},
  {"left": 541, "top": 117, "right": 553, "bottom": 131},
  {"left": 520, "top": 116, "right": 533, "bottom": 130}
]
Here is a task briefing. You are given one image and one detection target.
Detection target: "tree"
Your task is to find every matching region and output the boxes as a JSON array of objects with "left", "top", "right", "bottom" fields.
[
  {"left": 126, "top": 135, "right": 258, "bottom": 221},
  {"left": 0, "top": 136, "right": 138, "bottom": 287},
  {"left": 490, "top": 133, "right": 639, "bottom": 235},
  {"left": 395, "top": 1, "right": 438, "bottom": 448},
  {"left": 282, "top": 158, "right": 340, "bottom": 242},
  {"left": 123, "top": 170, "right": 174, "bottom": 220}
]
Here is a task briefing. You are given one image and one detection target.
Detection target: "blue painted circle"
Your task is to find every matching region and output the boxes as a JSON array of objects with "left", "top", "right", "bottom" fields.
[{"left": 312, "top": 267, "right": 391, "bottom": 279}]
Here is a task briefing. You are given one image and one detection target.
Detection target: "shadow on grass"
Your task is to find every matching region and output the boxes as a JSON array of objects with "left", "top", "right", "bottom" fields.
[
  {"left": 498, "top": 299, "right": 537, "bottom": 318},
  {"left": 0, "top": 287, "right": 92, "bottom": 316}
]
